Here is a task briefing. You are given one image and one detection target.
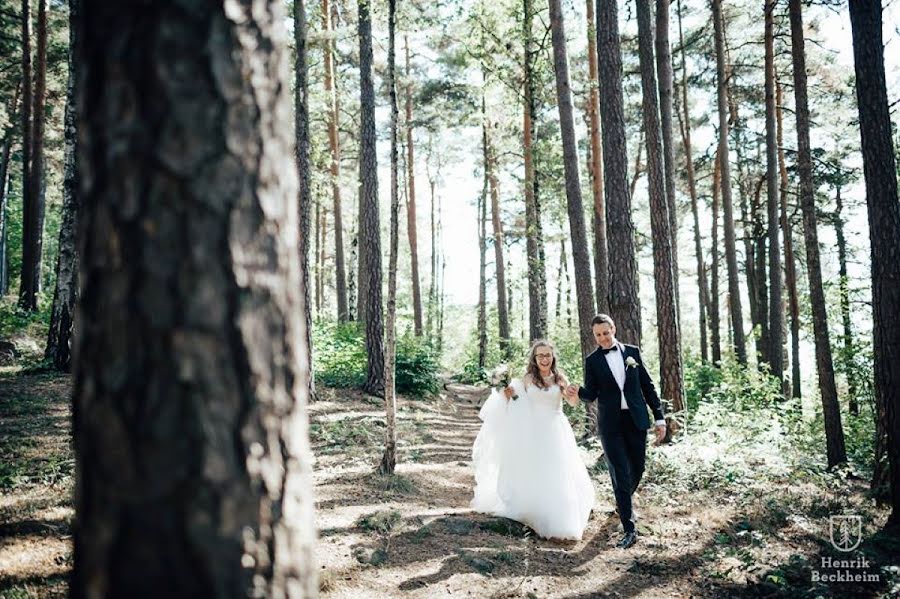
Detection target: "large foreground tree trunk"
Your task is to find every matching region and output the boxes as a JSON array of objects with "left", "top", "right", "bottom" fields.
[
  {"left": 849, "top": 0, "right": 900, "bottom": 527},
  {"left": 71, "top": 2, "right": 316, "bottom": 595},
  {"left": 549, "top": 0, "right": 595, "bottom": 357},
  {"left": 46, "top": 0, "right": 80, "bottom": 371},
  {"left": 358, "top": 0, "right": 384, "bottom": 394},
  {"left": 636, "top": 0, "right": 683, "bottom": 413},
  {"left": 597, "top": 0, "right": 640, "bottom": 344},
  {"left": 791, "top": 0, "right": 846, "bottom": 468}
]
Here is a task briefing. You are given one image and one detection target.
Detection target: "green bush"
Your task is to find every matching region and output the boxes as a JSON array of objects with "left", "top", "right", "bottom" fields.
[{"left": 312, "top": 321, "right": 441, "bottom": 396}]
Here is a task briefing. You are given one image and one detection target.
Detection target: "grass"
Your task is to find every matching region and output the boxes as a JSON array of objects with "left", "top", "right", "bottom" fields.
[{"left": 356, "top": 510, "right": 402, "bottom": 534}]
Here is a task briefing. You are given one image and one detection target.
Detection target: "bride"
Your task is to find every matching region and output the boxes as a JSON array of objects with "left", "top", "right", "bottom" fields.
[{"left": 470, "top": 340, "right": 595, "bottom": 540}]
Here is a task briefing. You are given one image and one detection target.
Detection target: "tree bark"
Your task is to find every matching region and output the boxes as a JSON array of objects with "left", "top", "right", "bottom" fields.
[
  {"left": 322, "top": 0, "right": 348, "bottom": 322},
  {"left": 848, "top": 0, "right": 900, "bottom": 524},
  {"left": 478, "top": 119, "right": 488, "bottom": 370},
  {"left": 712, "top": 0, "right": 747, "bottom": 364},
  {"left": 636, "top": 0, "right": 684, "bottom": 412},
  {"left": 46, "top": 0, "right": 80, "bottom": 371},
  {"left": 597, "top": 0, "right": 640, "bottom": 345},
  {"left": 404, "top": 38, "right": 424, "bottom": 337},
  {"left": 792, "top": 0, "right": 846, "bottom": 468},
  {"left": 833, "top": 186, "right": 857, "bottom": 413},
  {"left": 656, "top": 0, "right": 679, "bottom": 323},
  {"left": 775, "top": 75, "right": 801, "bottom": 399},
  {"left": 0, "top": 86, "right": 19, "bottom": 297},
  {"left": 523, "top": 0, "right": 548, "bottom": 343},
  {"left": 585, "top": 0, "right": 608, "bottom": 315},
  {"left": 764, "top": 0, "right": 784, "bottom": 386},
  {"left": 71, "top": 2, "right": 316, "bottom": 595},
  {"left": 485, "top": 114, "right": 510, "bottom": 356},
  {"left": 17, "top": 0, "right": 35, "bottom": 310},
  {"left": 380, "top": 0, "right": 399, "bottom": 474},
  {"left": 549, "top": 0, "right": 595, "bottom": 358},
  {"left": 676, "top": 0, "right": 708, "bottom": 364},
  {"left": 711, "top": 150, "right": 722, "bottom": 364},
  {"left": 358, "top": 0, "right": 384, "bottom": 395},
  {"left": 294, "top": 0, "right": 316, "bottom": 399}
]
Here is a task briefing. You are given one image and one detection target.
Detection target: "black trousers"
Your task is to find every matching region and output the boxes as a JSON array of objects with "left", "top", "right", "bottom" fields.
[{"left": 599, "top": 409, "right": 646, "bottom": 533}]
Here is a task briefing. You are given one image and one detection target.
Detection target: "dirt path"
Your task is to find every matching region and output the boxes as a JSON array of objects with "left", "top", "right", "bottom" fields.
[{"left": 311, "top": 383, "right": 724, "bottom": 599}]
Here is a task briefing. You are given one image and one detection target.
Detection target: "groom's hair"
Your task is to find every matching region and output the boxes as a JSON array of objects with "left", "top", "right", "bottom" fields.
[{"left": 591, "top": 314, "right": 615, "bottom": 327}]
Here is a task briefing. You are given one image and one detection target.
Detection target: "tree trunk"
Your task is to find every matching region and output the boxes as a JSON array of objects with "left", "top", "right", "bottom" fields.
[
  {"left": 523, "top": 0, "right": 548, "bottom": 343},
  {"left": 585, "top": 0, "right": 608, "bottom": 315},
  {"left": 426, "top": 157, "right": 437, "bottom": 337},
  {"left": 849, "top": 0, "right": 900, "bottom": 524},
  {"left": 403, "top": 38, "right": 424, "bottom": 337},
  {"left": 322, "top": 0, "right": 348, "bottom": 322},
  {"left": 764, "top": 0, "right": 784, "bottom": 386},
  {"left": 676, "top": 0, "right": 708, "bottom": 364},
  {"left": 597, "top": 0, "right": 640, "bottom": 345},
  {"left": 833, "top": 186, "right": 857, "bottom": 413},
  {"left": 0, "top": 85, "right": 19, "bottom": 297},
  {"left": 712, "top": 0, "right": 747, "bottom": 364},
  {"left": 711, "top": 150, "right": 722, "bottom": 364},
  {"left": 294, "top": 0, "right": 316, "bottom": 399},
  {"left": 629, "top": 128, "right": 644, "bottom": 203},
  {"left": 549, "top": 0, "right": 595, "bottom": 357},
  {"left": 792, "top": 0, "right": 846, "bottom": 468},
  {"left": 18, "top": 0, "right": 35, "bottom": 310},
  {"left": 46, "top": 0, "right": 80, "bottom": 371},
  {"left": 775, "top": 75, "right": 801, "bottom": 399},
  {"left": 359, "top": 0, "right": 384, "bottom": 395},
  {"left": 749, "top": 174, "right": 769, "bottom": 366},
  {"left": 478, "top": 122, "right": 488, "bottom": 370},
  {"left": 485, "top": 112, "right": 510, "bottom": 356},
  {"left": 636, "top": 0, "right": 684, "bottom": 413},
  {"left": 71, "top": 3, "right": 316, "bottom": 595},
  {"left": 380, "top": 0, "right": 399, "bottom": 474},
  {"left": 656, "top": 0, "right": 680, "bottom": 323}
]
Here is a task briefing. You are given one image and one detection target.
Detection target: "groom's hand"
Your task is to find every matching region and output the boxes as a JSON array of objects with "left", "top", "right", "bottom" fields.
[
  {"left": 565, "top": 384, "right": 579, "bottom": 398},
  {"left": 653, "top": 423, "right": 666, "bottom": 445}
]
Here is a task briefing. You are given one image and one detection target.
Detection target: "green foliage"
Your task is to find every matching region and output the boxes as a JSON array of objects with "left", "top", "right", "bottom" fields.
[
  {"left": 312, "top": 321, "right": 442, "bottom": 396},
  {"left": 0, "top": 294, "right": 52, "bottom": 340}
]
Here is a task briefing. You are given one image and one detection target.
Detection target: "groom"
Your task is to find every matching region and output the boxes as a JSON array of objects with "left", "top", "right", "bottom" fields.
[{"left": 564, "top": 314, "right": 666, "bottom": 549}]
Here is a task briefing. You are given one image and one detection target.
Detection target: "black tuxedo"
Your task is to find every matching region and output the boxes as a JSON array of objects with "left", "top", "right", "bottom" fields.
[{"left": 578, "top": 343, "right": 664, "bottom": 533}]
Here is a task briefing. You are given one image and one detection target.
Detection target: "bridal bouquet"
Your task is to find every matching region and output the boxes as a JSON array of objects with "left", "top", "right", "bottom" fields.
[{"left": 490, "top": 364, "right": 517, "bottom": 400}]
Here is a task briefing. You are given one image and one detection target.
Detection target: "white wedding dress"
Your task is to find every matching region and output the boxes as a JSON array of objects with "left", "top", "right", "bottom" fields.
[{"left": 470, "top": 377, "right": 595, "bottom": 540}]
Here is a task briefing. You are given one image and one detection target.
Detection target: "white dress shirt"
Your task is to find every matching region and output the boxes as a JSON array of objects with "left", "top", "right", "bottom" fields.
[{"left": 603, "top": 339, "right": 666, "bottom": 427}]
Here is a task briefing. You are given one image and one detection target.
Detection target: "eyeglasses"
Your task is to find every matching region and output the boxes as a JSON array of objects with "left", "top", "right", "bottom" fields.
[{"left": 535, "top": 353, "right": 553, "bottom": 359}]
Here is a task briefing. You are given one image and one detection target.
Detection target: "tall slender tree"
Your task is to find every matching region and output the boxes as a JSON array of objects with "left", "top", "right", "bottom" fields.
[
  {"left": 295, "top": 0, "right": 316, "bottom": 399},
  {"left": 585, "top": 0, "right": 608, "bottom": 315},
  {"left": 791, "top": 0, "right": 845, "bottom": 467},
  {"left": 711, "top": 150, "right": 722, "bottom": 363},
  {"left": 656, "top": 0, "right": 679, "bottom": 319},
  {"left": 381, "top": 0, "right": 400, "bottom": 474},
  {"left": 832, "top": 184, "right": 857, "bottom": 413},
  {"left": 359, "top": 0, "right": 384, "bottom": 395},
  {"left": 322, "top": 0, "right": 348, "bottom": 322},
  {"left": 764, "top": 0, "right": 783, "bottom": 385},
  {"left": 549, "top": 0, "right": 595, "bottom": 357},
  {"left": 597, "top": 0, "right": 640, "bottom": 344},
  {"left": 0, "top": 86, "right": 20, "bottom": 297},
  {"left": 523, "top": 0, "right": 547, "bottom": 342},
  {"left": 711, "top": 0, "right": 747, "bottom": 363},
  {"left": 676, "top": 0, "right": 709, "bottom": 363},
  {"left": 485, "top": 116, "right": 510, "bottom": 356},
  {"left": 72, "top": 2, "right": 316, "bottom": 594},
  {"left": 775, "top": 76, "right": 801, "bottom": 398},
  {"left": 404, "top": 37, "right": 424, "bottom": 337},
  {"left": 848, "top": 0, "right": 900, "bottom": 526},
  {"left": 46, "top": 0, "right": 80, "bottom": 371},
  {"left": 636, "top": 0, "right": 684, "bottom": 412},
  {"left": 17, "top": 0, "right": 35, "bottom": 310},
  {"left": 477, "top": 124, "right": 488, "bottom": 370}
]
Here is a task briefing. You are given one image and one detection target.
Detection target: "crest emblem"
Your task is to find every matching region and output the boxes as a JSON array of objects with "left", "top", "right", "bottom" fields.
[{"left": 829, "top": 515, "right": 862, "bottom": 552}]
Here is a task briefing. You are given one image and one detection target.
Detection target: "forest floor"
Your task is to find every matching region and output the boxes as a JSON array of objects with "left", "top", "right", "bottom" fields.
[{"left": 1, "top": 368, "right": 898, "bottom": 598}]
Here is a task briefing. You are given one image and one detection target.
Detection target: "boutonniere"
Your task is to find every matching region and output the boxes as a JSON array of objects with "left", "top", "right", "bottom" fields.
[{"left": 625, "top": 356, "right": 638, "bottom": 369}]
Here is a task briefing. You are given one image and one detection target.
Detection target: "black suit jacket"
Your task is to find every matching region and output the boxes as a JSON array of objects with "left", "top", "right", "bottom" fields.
[{"left": 578, "top": 343, "right": 664, "bottom": 433}]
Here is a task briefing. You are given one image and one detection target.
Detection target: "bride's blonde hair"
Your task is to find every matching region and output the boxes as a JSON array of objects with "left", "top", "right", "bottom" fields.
[{"left": 525, "top": 340, "right": 563, "bottom": 390}]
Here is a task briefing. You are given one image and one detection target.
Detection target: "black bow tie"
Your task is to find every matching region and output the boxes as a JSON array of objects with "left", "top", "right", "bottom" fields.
[{"left": 601, "top": 346, "right": 618, "bottom": 355}]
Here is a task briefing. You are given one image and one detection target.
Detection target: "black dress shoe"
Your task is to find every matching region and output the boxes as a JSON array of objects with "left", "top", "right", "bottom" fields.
[{"left": 616, "top": 531, "right": 637, "bottom": 549}]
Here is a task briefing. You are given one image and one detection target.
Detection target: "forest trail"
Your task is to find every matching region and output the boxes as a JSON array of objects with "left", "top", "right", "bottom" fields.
[{"left": 312, "top": 382, "right": 739, "bottom": 599}]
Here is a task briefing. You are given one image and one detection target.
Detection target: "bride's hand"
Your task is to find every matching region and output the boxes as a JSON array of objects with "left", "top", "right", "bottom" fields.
[{"left": 503, "top": 385, "right": 515, "bottom": 400}]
